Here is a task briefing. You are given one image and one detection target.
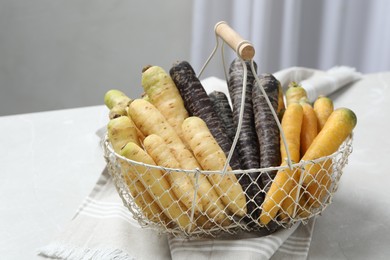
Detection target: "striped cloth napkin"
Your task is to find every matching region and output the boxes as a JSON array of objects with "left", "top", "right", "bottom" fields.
[{"left": 38, "top": 167, "right": 315, "bottom": 260}]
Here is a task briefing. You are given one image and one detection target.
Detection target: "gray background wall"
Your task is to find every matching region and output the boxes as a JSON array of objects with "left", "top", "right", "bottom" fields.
[{"left": 0, "top": 0, "right": 193, "bottom": 116}]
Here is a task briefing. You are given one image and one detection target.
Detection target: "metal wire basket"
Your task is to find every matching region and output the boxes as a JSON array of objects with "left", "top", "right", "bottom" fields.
[
  {"left": 103, "top": 21, "right": 354, "bottom": 238},
  {"left": 104, "top": 134, "right": 353, "bottom": 238}
]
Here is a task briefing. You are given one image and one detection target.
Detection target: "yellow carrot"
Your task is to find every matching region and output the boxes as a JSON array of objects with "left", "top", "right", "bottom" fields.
[
  {"left": 143, "top": 134, "right": 203, "bottom": 215},
  {"left": 128, "top": 99, "right": 199, "bottom": 170},
  {"left": 182, "top": 116, "right": 247, "bottom": 217},
  {"left": 107, "top": 117, "right": 168, "bottom": 224},
  {"left": 295, "top": 193, "right": 311, "bottom": 219},
  {"left": 299, "top": 97, "right": 318, "bottom": 156},
  {"left": 285, "top": 82, "right": 307, "bottom": 107},
  {"left": 107, "top": 116, "right": 140, "bottom": 151},
  {"left": 142, "top": 65, "right": 189, "bottom": 142},
  {"left": 301, "top": 108, "right": 357, "bottom": 206},
  {"left": 313, "top": 95, "right": 334, "bottom": 131},
  {"left": 260, "top": 103, "right": 303, "bottom": 225},
  {"left": 128, "top": 99, "right": 229, "bottom": 225},
  {"left": 121, "top": 142, "right": 193, "bottom": 231},
  {"left": 119, "top": 162, "right": 171, "bottom": 225},
  {"left": 303, "top": 159, "right": 332, "bottom": 208},
  {"left": 104, "top": 89, "right": 132, "bottom": 119}
]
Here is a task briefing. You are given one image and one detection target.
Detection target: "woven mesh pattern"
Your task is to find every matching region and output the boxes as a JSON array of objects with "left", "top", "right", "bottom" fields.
[{"left": 103, "top": 135, "right": 353, "bottom": 238}]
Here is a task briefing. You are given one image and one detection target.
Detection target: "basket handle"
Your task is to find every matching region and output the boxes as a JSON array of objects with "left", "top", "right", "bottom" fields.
[
  {"left": 213, "top": 21, "right": 294, "bottom": 171},
  {"left": 214, "top": 21, "right": 255, "bottom": 61}
]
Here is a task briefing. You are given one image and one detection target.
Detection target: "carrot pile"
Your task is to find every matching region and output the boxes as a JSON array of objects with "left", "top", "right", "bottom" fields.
[{"left": 103, "top": 61, "right": 357, "bottom": 232}]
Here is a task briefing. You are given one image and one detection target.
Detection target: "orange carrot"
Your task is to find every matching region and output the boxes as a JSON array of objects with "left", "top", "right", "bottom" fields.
[
  {"left": 313, "top": 95, "right": 334, "bottom": 131},
  {"left": 303, "top": 159, "right": 332, "bottom": 208},
  {"left": 299, "top": 97, "right": 318, "bottom": 156},
  {"left": 301, "top": 108, "right": 357, "bottom": 206},
  {"left": 259, "top": 103, "right": 303, "bottom": 225}
]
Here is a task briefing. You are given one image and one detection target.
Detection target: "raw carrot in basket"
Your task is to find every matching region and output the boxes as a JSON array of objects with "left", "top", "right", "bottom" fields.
[
  {"left": 252, "top": 73, "right": 282, "bottom": 189},
  {"left": 278, "top": 98, "right": 319, "bottom": 219},
  {"left": 301, "top": 108, "right": 357, "bottom": 202},
  {"left": 143, "top": 134, "right": 203, "bottom": 215},
  {"left": 299, "top": 97, "right": 318, "bottom": 156},
  {"left": 285, "top": 82, "right": 307, "bottom": 107},
  {"left": 121, "top": 142, "right": 193, "bottom": 231},
  {"left": 182, "top": 116, "right": 247, "bottom": 217},
  {"left": 104, "top": 89, "right": 132, "bottom": 119},
  {"left": 107, "top": 117, "right": 169, "bottom": 224},
  {"left": 141, "top": 65, "right": 189, "bottom": 142},
  {"left": 259, "top": 103, "right": 303, "bottom": 225},
  {"left": 107, "top": 116, "right": 141, "bottom": 150},
  {"left": 227, "top": 58, "right": 263, "bottom": 219},
  {"left": 279, "top": 103, "right": 303, "bottom": 166},
  {"left": 209, "top": 91, "right": 236, "bottom": 142},
  {"left": 313, "top": 95, "right": 334, "bottom": 131},
  {"left": 301, "top": 95, "right": 333, "bottom": 209},
  {"left": 128, "top": 99, "right": 199, "bottom": 170},
  {"left": 169, "top": 61, "right": 242, "bottom": 171},
  {"left": 128, "top": 98, "right": 228, "bottom": 225},
  {"left": 303, "top": 159, "right": 333, "bottom": 209}
]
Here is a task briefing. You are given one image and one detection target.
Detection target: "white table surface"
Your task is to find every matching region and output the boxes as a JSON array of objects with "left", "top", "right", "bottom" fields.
[
  {"left": 1, "top": 72, "right": 390, "bottom": 259},
  {"left": 0, "top": 105, "right": 108, "bottom": 259}
]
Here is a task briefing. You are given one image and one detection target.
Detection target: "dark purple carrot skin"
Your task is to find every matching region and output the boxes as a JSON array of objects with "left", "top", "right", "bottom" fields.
[
  {"left": 169, "top": 61, "right": 241, "bottom": 170},
  {"left": 209, "top": 91, "right": 235, "bottom": 142},
  {"left": 228, "top": 58, "right": 263, "bottom": 222},
  {"left": 252, "top": 73, "right": 281, "bottom": 190}
]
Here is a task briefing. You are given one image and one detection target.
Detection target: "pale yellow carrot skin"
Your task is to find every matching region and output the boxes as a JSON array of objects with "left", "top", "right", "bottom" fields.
[
  {"left": 121, "top": 142, "right": 193, "bottom": 231},
  {"left": 119, "top": 162, "right": 171, "bottom": 225},
  {"left": 182, "top": 116, "right": 247, "bottom": 217},
  {"left": 107, "top": 117, "right": 168, "bottom": 224},
  {"left": 129, "top": 99, "right": 230, "bottom": 225},
  {"left": 285, "top": 82, "right": 307, "bottom": 107},
  {"left": 104, "top": 89, "right": 132, "bottom": 119},
  {"left": 143, "top": 134, "right": 203, "bottom": 214},
  {"left": 142, "top": 65, "right": 189, "bottom": 143},
  {"left": 128, "top": 99, "right": 199, "bottom": 170},
  {"left": 260, "top": 103, "right": 303, "bottom": 225},
  {"left": 108, "top": 116, "right": 140, "bottom": 151}
]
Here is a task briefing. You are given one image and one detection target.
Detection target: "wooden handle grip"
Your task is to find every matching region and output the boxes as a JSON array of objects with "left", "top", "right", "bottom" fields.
[{"left": 214, "top": 21, "right": 255, "bottom": 60}]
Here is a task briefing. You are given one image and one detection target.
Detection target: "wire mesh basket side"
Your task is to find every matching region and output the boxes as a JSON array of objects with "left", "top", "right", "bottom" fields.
[{"left": 104, "top": 134, "right": 353, "bottom": 238}]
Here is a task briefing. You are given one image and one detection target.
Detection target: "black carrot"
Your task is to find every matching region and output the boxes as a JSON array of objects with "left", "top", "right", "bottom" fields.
[
  {"left": 169, "top": 61, "right": 241, "bottom": 170},
  {"left": 227, "top": 58, "right": 263, "bottom": 221},
  {"left": 209, "top": 91, "right": 235, "bottom": 142},
  {"left": 252, "top": 73, "right": 281, "bottom": 190}
]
